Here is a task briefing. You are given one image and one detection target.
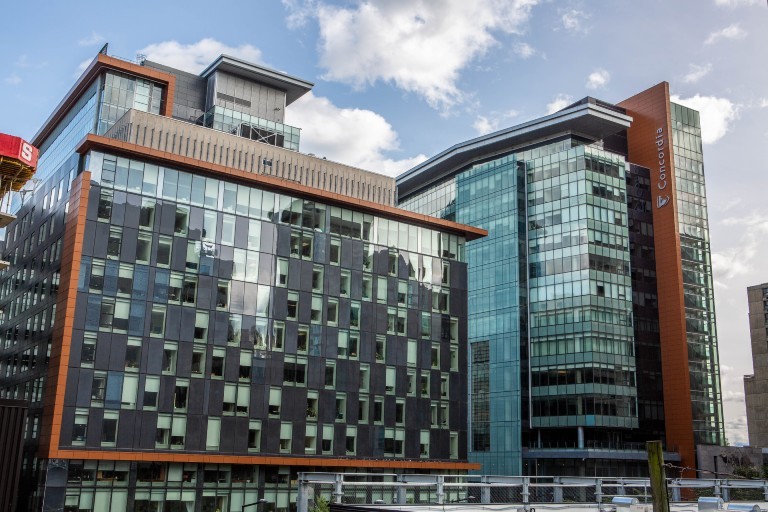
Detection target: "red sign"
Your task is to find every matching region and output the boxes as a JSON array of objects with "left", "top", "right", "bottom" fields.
[{"left": 0, "top": 133, "right": 39, "bottom": 168}]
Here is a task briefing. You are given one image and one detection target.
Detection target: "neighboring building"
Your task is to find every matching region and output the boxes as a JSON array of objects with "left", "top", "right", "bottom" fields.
[
  {"left": 0, "top": 49, "right": 485, "bottom": 511},
  {"left": 745, "top": 283, "right": 768, "bottom": 448},
  {"left": 396, "top": 82, "right": 724, "bottom": 477}
]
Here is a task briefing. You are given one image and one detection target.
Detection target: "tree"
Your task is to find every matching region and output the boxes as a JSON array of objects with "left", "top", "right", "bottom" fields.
[{"left": 311, "top": 495, "right": 330, "bottom": 512}]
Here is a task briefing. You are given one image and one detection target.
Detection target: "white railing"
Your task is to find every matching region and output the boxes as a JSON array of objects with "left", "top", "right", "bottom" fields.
[{"left": 297, "top": 473, "right": 768, "bottom": 512}]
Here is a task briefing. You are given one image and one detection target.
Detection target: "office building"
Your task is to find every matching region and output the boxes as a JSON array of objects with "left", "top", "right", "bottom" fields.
[
  {"left": 0, "top": 132, "right": 37, "bottom": 512},
  {"left": 744, "top": 283, "right": 768, "bottom": 447},
  {"left": 396, "top": 82, "right": 724, "bottom": 476},
  {"left": 0, "top": 49, "right": 484, "bottom": 511}
]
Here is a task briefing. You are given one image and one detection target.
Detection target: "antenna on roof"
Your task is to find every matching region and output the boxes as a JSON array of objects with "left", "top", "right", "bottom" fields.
[
  {"left": 136, "top": 53, "right": 147, "bottom": 65},
  {"left": 99, "top": 43, "right": 109, "bottom": 55}
]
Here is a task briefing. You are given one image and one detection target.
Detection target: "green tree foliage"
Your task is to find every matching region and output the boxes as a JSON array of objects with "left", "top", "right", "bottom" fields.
[{"left": 311, "top": 495, "right": 330, "bottom": 512}]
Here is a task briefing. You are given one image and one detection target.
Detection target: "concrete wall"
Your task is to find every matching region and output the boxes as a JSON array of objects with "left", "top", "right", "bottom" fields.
[
  {"left": 106, "top": 109, "right": 397, "bottom": 206},
  {"left": 745, "top": 284, "right": 768, "bottom": 448},
  {"left": 697, "top": 444, "right": 763, "bottom": 477}
]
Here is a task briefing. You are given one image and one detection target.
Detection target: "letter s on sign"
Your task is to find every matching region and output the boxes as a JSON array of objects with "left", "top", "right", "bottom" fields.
[{"left": 21, "top": 143, "right": 33, "bottom": 164}]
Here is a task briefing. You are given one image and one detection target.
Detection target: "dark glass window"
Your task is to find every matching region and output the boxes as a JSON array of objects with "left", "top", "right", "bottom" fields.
[
  {"left": 107, "top": 228, "right": 122, "bottom": 258},
  {"left": 125, "top": 344, "right": 140, "bottom": 370},
  {"left": 211, "top": 355, "right": 224, "bottom": 377},
  {"left": 101, "top": 418, "right": 117, "bottom": 443},
  {"left": 97, "top": 191, "right": 112, "bottom": 220}
]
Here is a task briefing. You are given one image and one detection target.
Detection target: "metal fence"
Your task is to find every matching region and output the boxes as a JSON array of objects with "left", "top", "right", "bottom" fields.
[{"left": 297, "top": 473, "right": 768, "bottom": 512}]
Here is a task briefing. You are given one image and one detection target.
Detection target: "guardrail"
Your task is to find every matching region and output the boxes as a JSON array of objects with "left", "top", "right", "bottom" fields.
[{"left": 297, "top": 473, "right": 768, "bottom": 512}]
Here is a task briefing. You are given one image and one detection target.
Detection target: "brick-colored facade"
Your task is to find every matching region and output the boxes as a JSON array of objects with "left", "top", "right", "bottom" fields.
[{"left": 619, "top": 83, "right": 696, "bottom": 475}]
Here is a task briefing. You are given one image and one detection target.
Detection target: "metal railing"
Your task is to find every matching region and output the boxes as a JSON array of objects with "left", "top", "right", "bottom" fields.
[{"left": 297, "top": 473, "right": 768, "bottom": 512}]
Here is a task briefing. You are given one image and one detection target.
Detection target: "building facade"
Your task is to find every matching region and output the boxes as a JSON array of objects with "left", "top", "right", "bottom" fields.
[
  {"left": 0, "top": 50, "right": 484, "bottom": 511},
  {"left": 618, "top": 84, "right": 724, "bottom": 463},
  {"left": 397, "top": 84, "right": 724, "bottom": 476},
  {"left": 744, "top": 283, "right": 768, "bottom": 448}
]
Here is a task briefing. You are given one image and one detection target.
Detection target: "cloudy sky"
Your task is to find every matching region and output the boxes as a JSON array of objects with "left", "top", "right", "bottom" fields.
[{"left": 0, "top": 0, "right": 766, "bottom": 445}]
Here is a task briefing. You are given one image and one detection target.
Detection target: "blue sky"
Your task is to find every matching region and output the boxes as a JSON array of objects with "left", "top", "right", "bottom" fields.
[{"left": 1, "top": 0, "right": 766, "bottom": 445}]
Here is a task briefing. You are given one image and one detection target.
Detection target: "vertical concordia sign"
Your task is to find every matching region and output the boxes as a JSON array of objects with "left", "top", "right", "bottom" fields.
[{"left": 655, "top": 127, "right": 670, "bottom": 209}]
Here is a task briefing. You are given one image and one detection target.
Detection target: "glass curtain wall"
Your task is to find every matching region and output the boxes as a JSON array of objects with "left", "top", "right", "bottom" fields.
[
  {"left": 456, "top": 156, "right": 526, "bottom": 475},
  {"left": 527, "top": 142, "right": 638, "bottom": 436},
  {"left": 30, "top": 81, "right": 100, "bottom": 190},
  {"left": 400, "top": 155, "right": 527, "bottom": 474},
  {"left": 96, "top": 70, "right": 164, "bottom": 135},
  {"left": 670, "top": 102, "right": 724, "bottom": 445}
]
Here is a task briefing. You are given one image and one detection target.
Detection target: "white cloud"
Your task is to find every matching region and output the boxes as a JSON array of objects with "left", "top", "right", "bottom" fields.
[
  {"left": 4, "top": 73, "right": 21, "bottom": 85},
  {"left": 726, "top": 415, "right": 748, "bottom": 445},
  {"left": 74, "top": 58, "right": 93, "bottom": 78},
  {"left": 512, "top": 42, "right": 536, "bottom": 59},
  {"left": 137, "top": 38, "right": 263, "bottom": 74},
  {"left": 585, "top": 69, "right": 610, "bottom": 90},
  {"left": 759, "top": 98, "right": 768, "bottom": 108},
  {"left": 670, "top": 94, "right": 740, "bottom": 144},
  {"left": 545, "top": 93, "right": 573, "bottom": 115},
  {"left": 285, "top": 0, "right": 539, "bottom": 111},
  {"left": 283, "top": 0, "right": 318, "bottom": 28},
  {"left": 722, "top": 213, "right": 768, "bottom": 236},
  {"left": 473, "top": 110, "right": 519, "bottom": 135},
  {"left": 559, "top": 8, "right": 590, "bottom": 33},
  {"left": 78, "top": 33, "right": 105, "bottom": 46},
  {"left": 704, "top": 23, "right": 747, "bottom": 45},
  {"left": 14, "top": 54, "right": 46, "bottom": 69},
  {"left": 285, "top": 92, "right": 426, "bottom": 177},
  {"left": 712, "top": 212, "right": 768, "bottom": 281},
  {"left": 473, "top": 116, "right": 497, "bottom": 135},
  {"left": 714, "top": 0, "right": 762, "bottom": 6},
  {"left": 682, "top": 63, "right": 713, "bottom": 84}
]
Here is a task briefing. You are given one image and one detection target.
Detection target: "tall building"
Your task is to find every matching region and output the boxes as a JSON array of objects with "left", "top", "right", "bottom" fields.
[
  {"left": 0, "top": 49, "right": 484, "bottom": 511},
  {"left": 617, "top": 83, "right": 724, "bottom": 469},
  {"left": 744, "top": 282, "right": 768, "bottom": 447},
  {"left": 396, "top": 83, "right": 724, "bottom": 476}
]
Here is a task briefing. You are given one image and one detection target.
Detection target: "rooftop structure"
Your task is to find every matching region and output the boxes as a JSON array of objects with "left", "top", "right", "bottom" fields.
[{"left": 24, "top": 48, "right": 397, "bottom": 210}]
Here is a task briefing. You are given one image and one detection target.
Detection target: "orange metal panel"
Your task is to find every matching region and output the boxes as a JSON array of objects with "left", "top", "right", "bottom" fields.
[
  {"left": 618, "top": 82, "right": 696, "bottom": 476},
  {"left": 39, "top": 172, "right": 91, "bottom": 457},
  {"left": 49, "top": 449, "right": 480, "bottom": 471}
]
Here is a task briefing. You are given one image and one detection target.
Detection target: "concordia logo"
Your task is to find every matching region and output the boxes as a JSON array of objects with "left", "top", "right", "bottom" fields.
[{"left": 655, "top": 127, "right": 670, "bottom": 209}]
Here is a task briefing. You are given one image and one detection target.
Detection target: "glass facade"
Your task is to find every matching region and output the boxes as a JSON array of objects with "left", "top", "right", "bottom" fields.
[
  {"left": 670, "top": 102, "right": 724, "bottom": 445},
  {"left": 0, "top": 154, "right": 77, "bottom": 509},
  {"left": 15, "top": 70, "right": 164, "bottom": 214},
  {"left": 528, "top": 143, "right": 636, "bottom": 432},
  {"left": 33, "top": 81, "right": 99, "bottom": 188},
  {"left": 400, "top": 137, "right": 640, "bottom": 472},
  {"left": 457, "top": 156, "right": 526, "bottom": 475},
  {"left": 204, "top": 106, "right": 301, "bottom": 151},
  {"left": 96, "top": 70, "right": 164, "bottom": 135},
  {"left": 401, "top": 155, "right": 527, "bottom": 474},
  {"left": 0, "top": 147, "right": 470, "bottom": 510},
  {"left": 626, "top": 164, "right": 665, "bottom": 442}
]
